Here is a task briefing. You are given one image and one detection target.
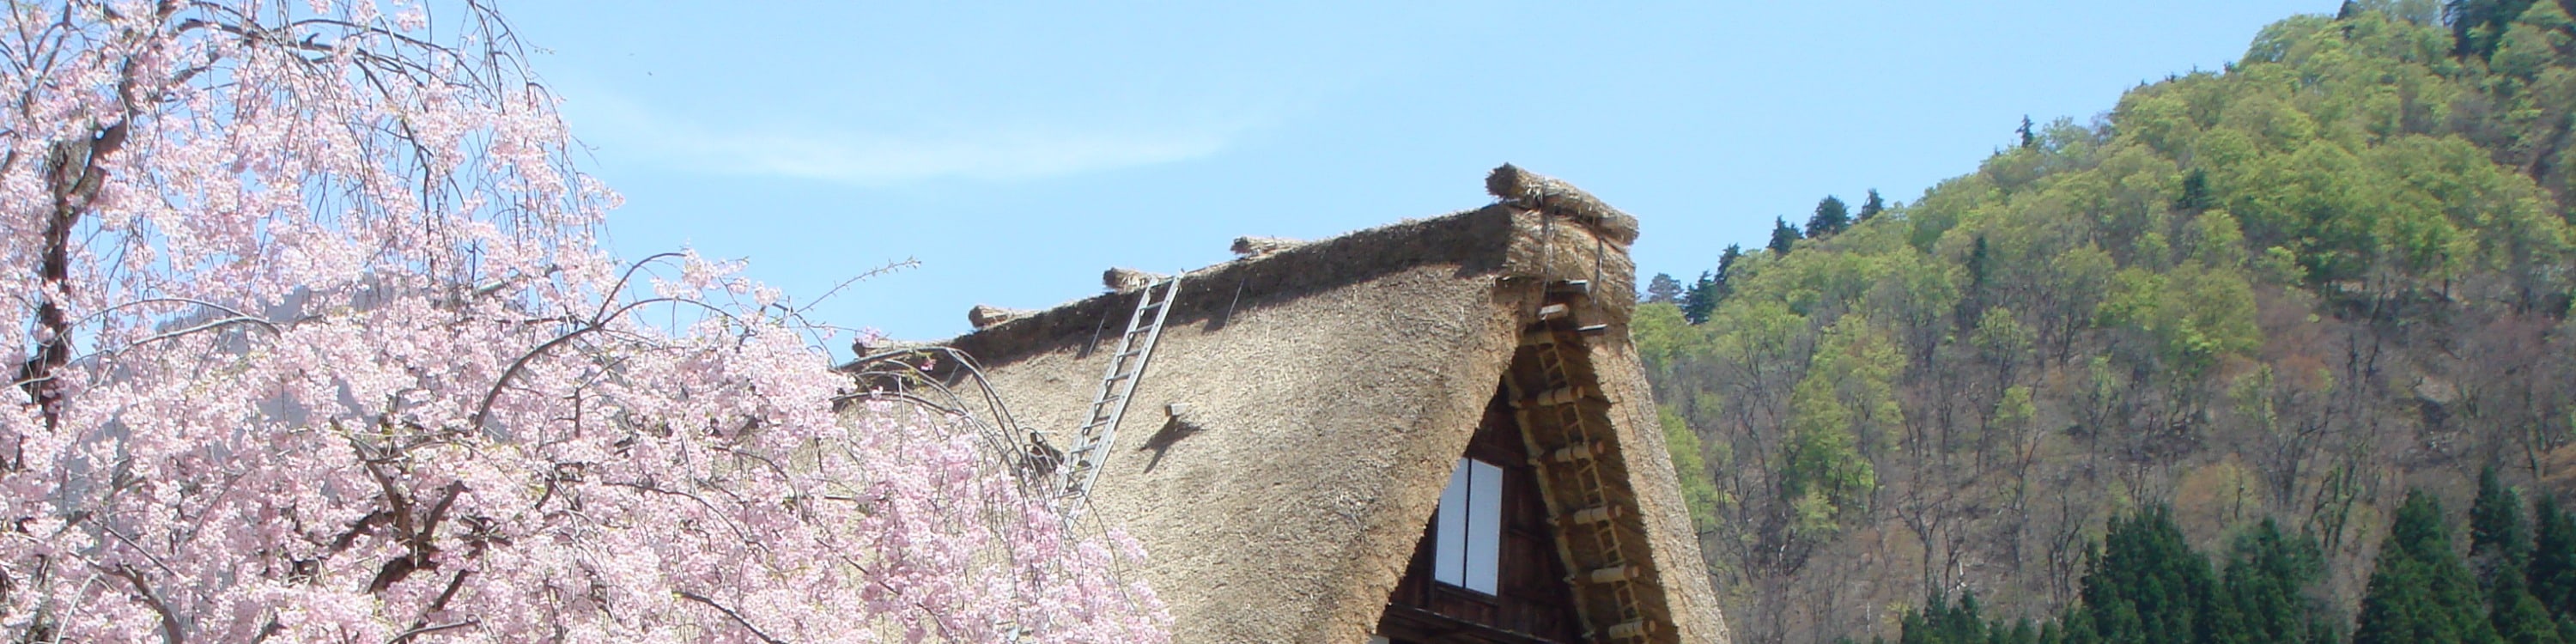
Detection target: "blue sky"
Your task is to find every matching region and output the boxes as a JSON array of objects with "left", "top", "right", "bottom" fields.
[{"left": 501, "top": 0, "right": 2329, "bottom": 347}]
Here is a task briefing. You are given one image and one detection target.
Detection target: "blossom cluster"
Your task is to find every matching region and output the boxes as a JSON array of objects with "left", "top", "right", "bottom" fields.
[{"left": 0, "top": 1, "right": 1166, "bottom": 641}]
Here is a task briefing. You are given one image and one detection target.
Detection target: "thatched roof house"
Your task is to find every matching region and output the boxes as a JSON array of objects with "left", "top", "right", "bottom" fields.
[{"left": 927, "top": 167, "right": 1729, "bottom": 643}]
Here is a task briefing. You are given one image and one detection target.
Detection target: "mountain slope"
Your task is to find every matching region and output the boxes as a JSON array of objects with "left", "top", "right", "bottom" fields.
[{"left": 1639, "top": 5, "right": 2576, "bottom": 641}]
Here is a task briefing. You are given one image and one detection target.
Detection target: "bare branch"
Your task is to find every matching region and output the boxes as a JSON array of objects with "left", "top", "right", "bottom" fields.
[
  {"left": 471, "top": 295, "right": 744, "bottom": 432},
  {"left": 796, "top": 257, "right": 918, "bottom": 315},
  {"left": 110, "top": 566, "right": 183, "bottom": 644},
  {"left": 386, "top": 620, "right": 476, "bottom": 644},
  {"left": 676, "top": 591, "right": 787, "bottom": 644}
]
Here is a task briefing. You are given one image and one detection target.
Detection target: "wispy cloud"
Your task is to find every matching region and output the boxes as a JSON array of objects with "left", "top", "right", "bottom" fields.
[{"left": 564, "top": 92, "right": 1247, "bottom": 186}]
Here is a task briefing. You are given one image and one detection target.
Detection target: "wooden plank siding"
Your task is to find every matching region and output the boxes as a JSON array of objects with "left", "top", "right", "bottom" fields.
[{"left": 1376, "top": 389, "right": 1585, "bottom": 644}]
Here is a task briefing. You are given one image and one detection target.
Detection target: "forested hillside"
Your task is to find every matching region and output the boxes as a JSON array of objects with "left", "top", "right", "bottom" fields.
[{"left": 1637, "top": 3, "right": 2576, "bottom": 641}]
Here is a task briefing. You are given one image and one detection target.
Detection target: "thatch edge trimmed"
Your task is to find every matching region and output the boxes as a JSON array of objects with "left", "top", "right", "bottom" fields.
[
  {"left": 1593, "top": 338, "right": 1735, "bottom": 642},
  {"left": 1308, "top": 281, "right": 1540, "bottom": 643}
]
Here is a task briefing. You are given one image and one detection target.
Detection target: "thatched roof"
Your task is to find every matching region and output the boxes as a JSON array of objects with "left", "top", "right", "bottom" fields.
[{"left": 886, "top": 168, "right": 1728, "bottom": 643}]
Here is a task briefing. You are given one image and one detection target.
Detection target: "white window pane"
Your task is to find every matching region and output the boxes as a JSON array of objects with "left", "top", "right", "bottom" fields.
[
  {"left": 1465, "top": 459, "right": 1504, "bottom": 594},
  {"left": 1433, "top": 459, "right": 1469, "bottom": 586}
]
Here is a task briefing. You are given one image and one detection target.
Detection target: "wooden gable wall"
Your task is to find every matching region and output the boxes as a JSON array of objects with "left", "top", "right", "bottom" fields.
[{"left": 1376, "top": 388, "right": 1584, "bottom": 644}]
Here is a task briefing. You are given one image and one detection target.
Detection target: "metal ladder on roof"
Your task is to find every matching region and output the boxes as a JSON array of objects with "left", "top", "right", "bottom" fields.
[{"left": 1054, "top": 273, "right": 1182, "bottom": 515}]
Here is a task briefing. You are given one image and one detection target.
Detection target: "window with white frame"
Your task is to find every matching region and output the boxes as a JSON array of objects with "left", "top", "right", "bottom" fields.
[{"left": 1433, "top": 457, "right": 1503, "bottom": 594}]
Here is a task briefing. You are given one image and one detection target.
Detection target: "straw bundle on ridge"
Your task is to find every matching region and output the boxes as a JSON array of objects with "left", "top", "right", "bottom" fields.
[{"left": 1485, "top": 163, "right": 1642, "bottom": 245}]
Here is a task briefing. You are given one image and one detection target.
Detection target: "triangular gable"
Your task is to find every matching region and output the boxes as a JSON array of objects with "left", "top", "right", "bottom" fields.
[
  {"left": 904, "top": 170, "right": 1732, "bottom": 643},
  {"left": 1377, "top": 387, "right": 1586, "bottom": 642}
]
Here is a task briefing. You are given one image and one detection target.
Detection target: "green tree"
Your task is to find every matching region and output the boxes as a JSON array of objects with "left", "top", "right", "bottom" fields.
[
  {"left": 2476, "top": 465, "right": 2533, "bottom": 576},
  {"left": 2471, "top": 483, "right": 2569, "bottom": 644},
  {"left": 1779, "top": 316, "right": 1901, "bottom": 538},
  {"left": 1680, "top": 271, "right": 1720, "bottom": 325},
  {"left": 1660, "top": 407, "right": 1726, "bottom": 535},
  {"left": 2489, "top": 1, "right": 2575, "bottom": 81},
  {"left": 1896, "top": 590, "right": 2051, "bottom": 644},
  {"left": 2450, "top": 0, "right": 2543, "bottom": 58},
  {"left": 1810, "top": 195, "right": 1854, "bottom": 237},
  {"left": 2495, "top": 581, "right": 2567, "bottom": 644},
  {"left": 1645, "top": 272, "right": 1683, "bottom": 304},
  {"left": 1771, "top": 216, "right": 1805, "bottom": 255},
  {"left": 2093, "top": 262, "right": 2262, "bottom": 380},
  {"left": 1630, "top": 301, "right": 1695, "bottom": 368},
  {"left": 2215, "top": 519, "right": 2330, "bottom": 644},
  {"left": 1859, "top": 189, "right": 1887, "bottom": 222},
  {"left": 2532, "top": 495, "right": 2576, "bottom": 618},
  {"left": 2177, "top": 168, "right": 2216, "bottom": 212},
  {"left": 2077, "top": 506, "right": 2216, "bottom": 644},
  {"left": 1912, "top": 590, "right": 1991, "bottom": 644},
  {"left": 1716, "top": 244, "right": 1745, "bottom": 302},
  {"left": 2354, "top": 489, "right": 2503, "bottom": 644}
]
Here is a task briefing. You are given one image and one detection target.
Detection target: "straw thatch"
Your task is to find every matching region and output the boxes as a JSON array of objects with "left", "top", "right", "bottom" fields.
[
  {"left": 1103, "top": 267, "right": 1158, "bottom": 292},
  {"left": 848, "top": 336, "right": 934, "bottom": 357},
  {"left": 1485, "top": 163, "right": 1641, "bottom": 246},
  {"left": 872, "top": 170, "right": 1726, "bottom": 643},
  {"left": 967, "top": 304, "right": 1034, "bottom": 330},
  {"left": 1230, "top": 235, "right": 1304, "bottom": 258}
]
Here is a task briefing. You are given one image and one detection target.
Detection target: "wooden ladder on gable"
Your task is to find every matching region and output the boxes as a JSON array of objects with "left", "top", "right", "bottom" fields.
[{"left": 1513, "top": 280, "right": 1663, "bottom": 642}]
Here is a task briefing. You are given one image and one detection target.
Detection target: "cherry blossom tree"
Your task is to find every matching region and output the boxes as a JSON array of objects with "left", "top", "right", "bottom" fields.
[{"left": 0, "top": 1, "right": 1164, "bottom": 641}]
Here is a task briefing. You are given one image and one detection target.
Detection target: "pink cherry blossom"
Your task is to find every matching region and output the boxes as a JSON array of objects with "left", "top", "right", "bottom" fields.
[{"left": 0, "top": 1, "right": 1166, "bottom": 641}]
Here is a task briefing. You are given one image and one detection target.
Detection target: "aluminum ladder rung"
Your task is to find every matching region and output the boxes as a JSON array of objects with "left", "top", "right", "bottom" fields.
[{"left": 1054, "top": 272, "right": 1182, "bottom": 518}]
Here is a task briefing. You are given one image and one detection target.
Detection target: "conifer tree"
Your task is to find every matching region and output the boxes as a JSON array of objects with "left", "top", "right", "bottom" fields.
[
  {"left": 1898, "top": 590, "right": 2009, "bottom": 644},
  {"left": 1771, "top": 217, "right": 1804, "bottom": 255},
  {"left": 2076, "top": 506, "right": 2215, "bottom": 644},
  {"left": 2489, "top": 506, "right": 2565, "bottom": 644},
  {"left": 2060, "top": 605, "right": 2104, "bottom": 644},
  {"left": 1860, "top": 189, "right": 1887, "bottom": 222},
  {"left": 2532, "top": 495, "right": 2576, "bottom": 618},
  {"left": 1809, "top": 196, "right": 1854, "bottom": 237},
  {"left": 1675, "top": 246, "right": 1745, "bottom": 325},
  {"left": 1967, "top": 235, "right": 1994, "bottom": 289},
  {"left": 2450, "top": 0, "right": 2544, "bottom": 58},
  {"left": 2216, "top": 519, "right": 2329, "bottom": 644},
  {"left": 2355, "top": 490, "right": 2504, "bottom": 644},
  {"left": 1945, "top": 591, "right": 1993, "bottom": 644},
  {"left": 2003, "top": 619, "right": 2038, "bottom": 644},
  {"left": 2019, "top": 116, "right": 2039, "bottom": 149},
  {"left": 2176, "top": 168, "right": 2215, "bottom": 212},
  {"left": 2039, "top": 618, "right": 2069, "bottom": 644},
  {"left": 1647, "top": 272, "right": 1684, "bottom": 304},
  {"left": 2494, "top": 580, "right": 2566, "bottom": 644},
  {"left": 1899, "top": 610, "right": 1931, "bottom": 644},
  {"left": 2476, "top": 465, "right": 2534, "bottom": 577},
  {"left": 1680, "top": 271, "right": 1719, "bottom": 325},
  {"left": 1718, "top": 244, "right": 1747, "bottom": 294}
]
